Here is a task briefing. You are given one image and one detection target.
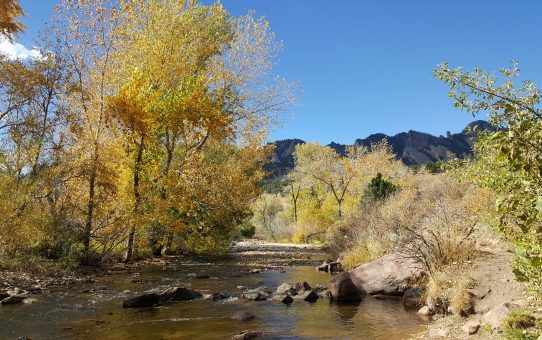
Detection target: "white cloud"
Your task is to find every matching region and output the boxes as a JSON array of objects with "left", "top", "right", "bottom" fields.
[{"left": 0, "top": 38, "right": 41, "bottom": 60}]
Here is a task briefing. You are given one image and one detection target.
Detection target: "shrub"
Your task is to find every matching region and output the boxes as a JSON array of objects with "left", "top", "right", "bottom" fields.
[
  {"left": 239, "top": 221, "right": 256, "bottom": 238},
  {"left": 364, "top": 172, "right": 398, "bottom": 202},
  {"left": 503, "top": 309, "right": 540, "bottom": 340}
]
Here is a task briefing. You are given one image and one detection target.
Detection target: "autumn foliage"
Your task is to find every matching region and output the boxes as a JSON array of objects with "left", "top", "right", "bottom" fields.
[{"left": 0, "top": 0, "right": 295, "bottom": 265}]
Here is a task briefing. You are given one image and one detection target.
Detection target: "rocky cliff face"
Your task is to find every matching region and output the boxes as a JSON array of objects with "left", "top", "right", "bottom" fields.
[{"left": 265, "top": 120, "right": 494, "bottom": 177}]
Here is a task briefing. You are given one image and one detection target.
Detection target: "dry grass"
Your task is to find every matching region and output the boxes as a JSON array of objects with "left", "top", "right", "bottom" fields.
[
  {"left": 338, "top": 172, "right": 492, "bottom": 274},
  {"left": 425, "top": 271, "right": 474, "bottom": 316}
]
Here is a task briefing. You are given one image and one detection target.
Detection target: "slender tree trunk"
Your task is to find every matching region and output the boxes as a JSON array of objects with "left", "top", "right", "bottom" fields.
[
  {"left": 124, "top": 137, "right": 144, "bottom": 263},
  {"left": 293, "top": 196, "right": 298, "bottom": 225},
  {"left": 83, "top": 143, "right": 99, "bottom": 253},
  {"left": 162, "top": 233, "right": 174, "bottom": 255},
  {"left": 337, "top": 200, "right": 342, "bottom": 219}
]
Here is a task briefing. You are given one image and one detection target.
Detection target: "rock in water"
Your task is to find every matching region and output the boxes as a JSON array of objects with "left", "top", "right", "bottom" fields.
[
  {"left": 276, "top": 283, "right": 296, "bottom": 295},
  {"left": 210, "top": 292, "right": 230, "bottom": 301},
  {"left": 328, "top": 272, "right": 361, "bottom": 301},
  {"left": 403, "top": 288, "right": 423, "bottom": 307},
  {"left": 328, "top": 261, "right": 343, "bottom": 273},
  {"left": 348, "top": 253, "right": 424, "bottom": 295},
  {"left": 270, "top": 293, "right": 293, "bottom": 304},
  {"left": 231, "top": 311, "right": 256, "bottom": 322},
  {"left": 0, "top": 291, "right": 10, "bottom": 300},
  {"left": 232, "top": 331, "right": 260, "bottom": 339},
  {"left": 292, "top": 290, "right": 319, "bottom": 302},
  {"left": 0, "top": 295, "right": 26, "bottom": 305},
  {"left": 122, "top": 293, "right": 159, "bottom": 308},
  {"left": 158, "top": 287, "right": 203, "bottom": 303},
  {"left": 292, "top": 282, "right": 311, "bottom": 293}
]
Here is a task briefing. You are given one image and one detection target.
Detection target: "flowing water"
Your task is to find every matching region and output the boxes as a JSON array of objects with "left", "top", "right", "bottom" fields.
[{"left": 0, "top": 245, "right": 426, "bottom": 339}]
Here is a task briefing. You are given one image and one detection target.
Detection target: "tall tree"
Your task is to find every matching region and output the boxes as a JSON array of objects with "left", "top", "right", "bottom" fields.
[
  {"left": 294, "top": 143, "right": 358, "bottom": 219},
  {"left": 0, "top": 0, "right": 25, "bottom": 40}
]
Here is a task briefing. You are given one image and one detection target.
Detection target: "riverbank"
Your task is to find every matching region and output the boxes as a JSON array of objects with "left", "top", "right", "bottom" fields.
[{"left": 412, "top": 239, "right": 537, "bottom": 339}]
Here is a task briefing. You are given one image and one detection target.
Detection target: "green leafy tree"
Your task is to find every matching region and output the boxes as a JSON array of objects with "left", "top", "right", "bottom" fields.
[
  {"left": 364, "top": 172, "right": 398, "bottom": 202},
  {"left": 435, "top": 61, "right": 542, "bottom": 296}
]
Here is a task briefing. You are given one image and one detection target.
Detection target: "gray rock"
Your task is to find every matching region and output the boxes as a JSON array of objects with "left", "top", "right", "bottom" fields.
[
  {"left": 484, "top": 302, "right": 518, "bottom": 330},
  {"left": 159, "top": 287, "right": 203, "bottom": 303},
  {"left": 270, "top": 293, "right": 293, "bottom": 304},
  {"left": 417, "top": 306, "right": 432, "bottom": 316},
  {"left": 292, "top": 290, "right": 318, "bottom": 302},
  {"left": 468, "top": 286, "right": 491, "bottom": 300},
  {"left": 328, "top": 261, "right": 342, "bottom": 273},
  {"left": 231, "top": 311, "right": 256, "bottom": 322},
  {"left": 292, "top": 282, "right": 311, "bottom": 293},
  {"left": 428, "top": 328, "right": 449, "bottom": 338},
  {"left": 328, "top": 272, "right": 361, "bottom": 301},
  {"left": 276, "top": 283, "right": 295, "bottom": 295},
  {"left": 232, "top": 331, "right": 260, "bottom": 339},
  {"left": 462, "top": 320, "right": 481, "bottom": 335},
  {"left": 210, "top": 292, "right": 230, "bottom": 301},
  {"left": 348, "top": 253, "right": 425, "bottom": 295},
  {"left": 0, "top": 295, "right": 26, "bottom": 305},
  {"left": 403, "top": 288, "right": 423, "bottom": 307},
  {"left": 122, "top": 293, "right": 159, "bottom": 308},
  {"left": 0, "top": 291, "right": 9, "bottom": 300}
]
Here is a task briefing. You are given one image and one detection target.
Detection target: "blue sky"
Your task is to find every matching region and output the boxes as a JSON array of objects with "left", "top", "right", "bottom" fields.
[{"left": 12, "top": 0, "right": 542, "bottom": 144}]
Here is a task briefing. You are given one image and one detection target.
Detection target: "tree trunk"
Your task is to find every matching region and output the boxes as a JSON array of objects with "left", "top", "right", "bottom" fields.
[
  {"left": 83, "top": 143, "right": 99, "bottom": 253},
  {"left": 124, "top": 137, "right": 144, "bottom": 263},
  {"left": 162, "top": 233, "right": 174, "bottom": 255}
]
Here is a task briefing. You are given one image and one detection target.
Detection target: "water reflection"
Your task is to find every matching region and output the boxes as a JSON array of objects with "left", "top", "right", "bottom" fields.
[{"left": 0, "top": 260, "right": 425, "bottom": 339}]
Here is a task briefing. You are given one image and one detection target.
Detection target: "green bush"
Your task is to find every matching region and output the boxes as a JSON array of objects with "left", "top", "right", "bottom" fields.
[
  {"left": 239, "top": 220, "right": 256, "bottom": 238},
  {"left": 364, "top": 173, "right": 398, "bottom": 202}
]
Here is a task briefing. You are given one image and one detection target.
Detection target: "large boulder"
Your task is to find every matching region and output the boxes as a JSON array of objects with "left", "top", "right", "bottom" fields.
[
  {"left": 348, "top": 253, "right": 424, "bottom": 296},
  {"left": 122, "top": 293, "right": 159, "bottom": 308},
  {"left": 159, "top": 287, "right": 203, "bottom": 303},
  {"left": 328, "top": 272, "right": 361, "bottom": 301}
]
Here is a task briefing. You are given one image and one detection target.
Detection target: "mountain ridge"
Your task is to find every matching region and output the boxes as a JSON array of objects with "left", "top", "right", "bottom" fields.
[{"left": 265, "top": 120, "right": 494, "bottom": 177}]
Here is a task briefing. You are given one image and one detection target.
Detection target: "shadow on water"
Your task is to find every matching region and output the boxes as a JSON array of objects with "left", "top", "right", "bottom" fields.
[{"left": 0, "top": 258, "right": 426, "bottom": 339}]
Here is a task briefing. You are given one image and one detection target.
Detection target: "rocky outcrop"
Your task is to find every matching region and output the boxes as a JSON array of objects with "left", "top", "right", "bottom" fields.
[
  {"left": 348, "top": 253, "right": 424, "bottom": 296},
  {"left": 328, "top": 272, "right": 361, "bottom": 301}
]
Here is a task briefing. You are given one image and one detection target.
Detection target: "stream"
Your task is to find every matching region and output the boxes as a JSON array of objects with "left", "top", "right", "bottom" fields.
[{"left": 0, "top": 244, "right": 426, "bottom": 339}]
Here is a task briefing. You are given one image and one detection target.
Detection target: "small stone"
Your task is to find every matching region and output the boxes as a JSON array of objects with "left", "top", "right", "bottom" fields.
[
  {"left": 232, "top": 330, "right": 260, "bottom": 340},
  {"left": 462, "top": 320, "right": 481, "bottom": 335},
  {"left": 270, "top": 293, "right": 293, "bottom": 304},
  {"left": 292, "top": 290, "right": 318, "bottom": 302},
  {"left": 428, "top": 328, "right": 449, "bottom": 338},
  {"left": 276, "top": 283, "right": 295, "bottom": 295},
  {"left": 231, "top": 311, "right": 255, "bottom": 322},
  {"left": 417, "top": 306, "right": 432, "bottom": 316}
]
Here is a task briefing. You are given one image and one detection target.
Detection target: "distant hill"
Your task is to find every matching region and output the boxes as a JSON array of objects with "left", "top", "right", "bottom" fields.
[{"left": 265, "top": 120, "right": 494, "bottom": 177}]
